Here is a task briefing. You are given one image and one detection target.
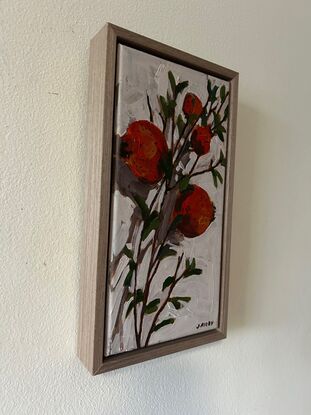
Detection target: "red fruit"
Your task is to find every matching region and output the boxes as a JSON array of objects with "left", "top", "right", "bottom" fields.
[
  {"left": 120, "top": 120, "right": 168, "bottom": 185},
  {"left": 173, "top": 185, "right": 215, "bottom": 238},
  {"left": 182, "top": 93, "right": 203, "bottom": 117},
  {"left": 191, "top": 125, "right": 213, "bottom": 156}
]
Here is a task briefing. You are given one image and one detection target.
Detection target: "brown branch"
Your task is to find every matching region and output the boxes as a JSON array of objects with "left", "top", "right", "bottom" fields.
[{"left": 145, "top": 254, "right": 185, "bottom": 347}]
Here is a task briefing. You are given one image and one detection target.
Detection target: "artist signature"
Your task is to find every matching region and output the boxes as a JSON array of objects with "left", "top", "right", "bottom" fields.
[{"left": 196, "top": 321, "right": 214, "bottom": 329}]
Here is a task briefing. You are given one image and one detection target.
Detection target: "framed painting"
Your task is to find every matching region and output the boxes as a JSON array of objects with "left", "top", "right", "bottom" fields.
[{"left": 78, "top": 23, "right": 238, "bottom": 375}]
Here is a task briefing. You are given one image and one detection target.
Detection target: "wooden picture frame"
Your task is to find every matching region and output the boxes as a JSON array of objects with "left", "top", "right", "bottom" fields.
[{"left": 78, "top": 23, "right": 238, "bottom": 375}]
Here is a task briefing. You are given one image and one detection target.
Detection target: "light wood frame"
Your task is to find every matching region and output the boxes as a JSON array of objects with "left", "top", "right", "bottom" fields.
[{"left": 78, "top": 23, "right": 238, "bottom": 375}]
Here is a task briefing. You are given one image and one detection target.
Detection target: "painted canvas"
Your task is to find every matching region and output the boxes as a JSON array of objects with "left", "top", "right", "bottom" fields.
[{"left": 104, "top": 44, "right": 230, "bottom": 357}]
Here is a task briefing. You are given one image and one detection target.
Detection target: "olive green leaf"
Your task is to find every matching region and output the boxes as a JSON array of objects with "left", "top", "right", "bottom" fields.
[
  {"left": 168, "top": 71, "right": 176, "bottom": 96},
  {"left": 162, "top": 276, "right": 174, "bottom": 291},
  {"left": 169, "top": 296, "right": 191, "bottom": 309},
  {"left": 178, "top": 175, "right": 190, "bottom": 192},
  {"left": 157, "top": 244, "right": 177, "bottom": 260},
  {"left": 125, "top": 289, "right": 144, "bottom": 318},
  {"left": 220, "top": 85, "right": 226, "bottom": 103},
  {"left": 175, "top": 80, "right": 189, "bottom": 95},
  {"left": 211, "top": 168, "right": 223, "bottom": 188},
  {"left": 145, "top": 298, "right": 161, "bottom": 314},
  {"left": 153, "top": 318, "right": 175, "bottom": 332},
  {"left": 176, "top": 114, "right": 186, "bottom": 137},
  {"left": 123, "top": 259, "right": 137, "bottom": 287}
]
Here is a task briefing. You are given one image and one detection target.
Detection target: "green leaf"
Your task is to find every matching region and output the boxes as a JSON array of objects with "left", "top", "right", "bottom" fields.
[
  {"left": 184, "top": 259, "right": 202, "bottom": 278},
  {"left": 125, "top": 291, "right": 134, "bottom": 302},
  {"left": 133, "top": 194, "right": 150, "bottom": 221},
  {"left": 153, "top": 318, "right": 175, "bottom": 332},
  {"left": 125, "top": 299, "right": 135, "bottom": 317},
  {"left": 220, "top": 85, "right": 226, "bottom": 103},
  {"left": 207, "top": 79, "right": 212, "bottom": 94},
  {"left": 162, "top": 276, "right": 174, "bottom": 291},
  {"left": 123, "top": 259, "right": 136, "bottom": 287},
  {"left": 159, "top": 95, "right": 169, "bottom": 118},
  {"left": 217, "top": 129, "right": 224, "bottom": 142},
  {"left": 135, "top": 289, "right": 144, "bottom": 303},
  {"left": 123, "top": 269, "right": 133, "bottom": 287},
  {"left": 179, "top": 175, "right": 190, "bottom": 192},
  {"left": 159, "top": 150, "right": 173, "bottom": 181},
  {"left": 168, "top": 71, "right": 176, "bottom": 95},
  {"left": 223, "top": 105, "right": 229, "bottom": 121},
  {"left": 169, "top": 296, "right": 191, "bottom": 309},
  {"left": 213, "top": 111, "right": 221, "bottom": 128},
  {"left": 212, "top": 168, "right": 223, "bottom": 188},
  {"left": 184, "top": 268, "right": 202, "bottom": 278},
  {"left": 142, "top": 215, "right": 160, "bottom": 241},
  {"left": 169, "top": 214, "right": 183, "bottom": 232},
  {"left": 175, "top": 80, "right": 189, "bottom": 95},
  {"left": 145, "top": 298, "right": 161, "bottom": 314},
  {"left": 123, "top": 245, "right": 133, "bottom": 259},
  {"left": 210, "top": 85, "right": 219, "bottom": 104},
  {"left": 219, "top": 150, "right": 227, "bottom": 167},
  {"left": 157, "top": 244, "right": 177, "bottom": 260},
  {"left": 125, "top": 289, "right": 143, "bottom": 318},
  {"left": 176, "top": 114, "right": 186, "bottom": 137}
]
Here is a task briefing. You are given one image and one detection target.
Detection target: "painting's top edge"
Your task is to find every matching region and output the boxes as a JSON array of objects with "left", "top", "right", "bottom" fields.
[{"left": 92, "top": 22, "right": 239, "bottom": 81}]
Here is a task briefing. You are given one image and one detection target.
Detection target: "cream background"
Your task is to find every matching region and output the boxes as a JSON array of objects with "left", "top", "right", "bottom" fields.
[{"left": 1, "top": 1, "right": 311, "bottom": 414}]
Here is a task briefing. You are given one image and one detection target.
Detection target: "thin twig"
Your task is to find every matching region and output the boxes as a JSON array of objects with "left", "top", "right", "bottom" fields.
[
  {"left": 145, "top": 254, "right": 185, "bottom": 346},
  {"left": 146, "top": 92, "right": 153, "bottom": 123}
]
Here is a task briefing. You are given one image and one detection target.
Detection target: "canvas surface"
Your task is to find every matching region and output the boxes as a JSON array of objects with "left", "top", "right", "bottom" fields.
[{"left": 105, "top": 44, "right": 229, "bottom": 356}]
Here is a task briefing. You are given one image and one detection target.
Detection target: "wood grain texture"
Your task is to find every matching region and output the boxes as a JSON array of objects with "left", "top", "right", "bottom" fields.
[{"left": 78, "top": 23, "right": 239, "bottom": 375}]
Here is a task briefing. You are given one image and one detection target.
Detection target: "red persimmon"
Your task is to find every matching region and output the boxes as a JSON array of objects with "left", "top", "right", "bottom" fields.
[{"left": 120, "top": 120, "right": 168, "bottom": 185}]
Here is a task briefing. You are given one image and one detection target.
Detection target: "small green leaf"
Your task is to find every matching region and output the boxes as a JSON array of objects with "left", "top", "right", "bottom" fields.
[
  {"left": 123, "top": 245, "right": 133, "bottom": 259},
  {"left": 159, "top": 95, "right": 169, "bottom": 118},
  {"left": 157, "top": 244, "right": 177, "bottom": 260},
  {"left": 207, "top": 79, "right": 212, "bottom": 94},
  {"left": 153, "top": 318, "right": 175, "bottom": 332},
  {"left": 135, "top": 289, "right": 144, "bottom": 303},
  {"left": 125, "top": 292, "right": 134, "bottom": 302},
  {"left": 176, "top": 114, "right": 186, "bottom": 137},
  {"left": 125, "top": 299, "right": 135, "bottom": 317},
  {"left": 168, "top": 71, "right": 176, "bottom": 95},
  {"left": 220, "top": 85, "right": 226, "bottom": 103},
  {"left": 175, "top": 80, "right": 189, "bottom": 95},
  {"left": 213, "top": 111, "right": 221, "bottom": 128},
  {"left": 162, "top": 276, "right": 174, "bottom": 291},
  {"left": 212, "top": 169, "right": 218, "bottom": 188},
  {"left": 145, "top": 298, "right": 160, "bottom": 314},
  {"left": 123, "top": 269, "right": 133, "bottom": 287},
  {"left": 133, "top": 194, "right": 150, "bottom": 221},
  {"left": 169, "top": 298, "right": 182, "bottom": 309},
  {"left": 223, "top": 105, "right": 229, "bottom": 121},
  {"left": 159, "top": 150, "right": 173, "bottom": 181},
  {"left": 169, "top": 296, "right": 191, "bottom": 310},
  {"left": 169, "top": 214, "right": 183, "bottom": 232},
  {"left": 219, "top": 150, "right": 226, "bottom": 167},
  {"left": 142, "top": 215, "right": 160, "bottom": 241},
  {"left": 217, "top": 129, "right": 224, "bottom": 142},
  {"left": 179, "top": 175, "right": 190, "bottom": 192},
  {"left": 212, "top": 168, "right": 223, "bottom": 188},
  {"left": 184, "top": 268, "right": 202, "bottom": 278}
]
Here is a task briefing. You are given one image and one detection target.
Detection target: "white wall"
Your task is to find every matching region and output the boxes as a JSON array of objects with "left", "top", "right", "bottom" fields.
[{"left": 1, "top": 1, "right": 311, "bottom": 414}]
